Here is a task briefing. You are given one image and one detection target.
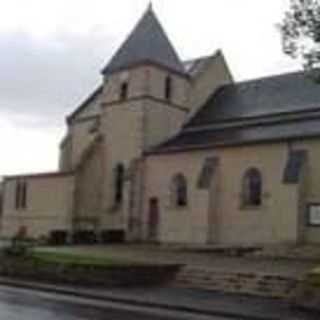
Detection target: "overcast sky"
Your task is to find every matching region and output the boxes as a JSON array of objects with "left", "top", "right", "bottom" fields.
[{"left": 0, "top": 0, "right": 299, "bottom": 176}]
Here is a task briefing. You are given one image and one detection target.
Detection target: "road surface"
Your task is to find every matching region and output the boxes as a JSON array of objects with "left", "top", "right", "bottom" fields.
[{"left": 0, "top": 285, "right": 233, "bottom": 320}]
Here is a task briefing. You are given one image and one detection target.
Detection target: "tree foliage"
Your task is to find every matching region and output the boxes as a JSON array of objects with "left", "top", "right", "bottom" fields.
[{"left": 281, "top": 0, "right": 320, "bottom": 72}]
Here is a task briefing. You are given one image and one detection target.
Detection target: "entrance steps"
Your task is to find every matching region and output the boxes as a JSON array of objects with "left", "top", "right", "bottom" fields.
[{"left": 174, "top": 266, "right": 302, "bottom": 299}]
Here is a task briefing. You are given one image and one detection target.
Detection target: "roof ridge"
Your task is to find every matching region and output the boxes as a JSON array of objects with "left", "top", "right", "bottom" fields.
[
  {"left": 67, "top": 85, "right": 103, "bottom": 123},
  {"left": 232, "top": 69, "right": 306, "bottom": 87},
  {"left": 183, "top": 50, "right": 222, "bottom": 64}
]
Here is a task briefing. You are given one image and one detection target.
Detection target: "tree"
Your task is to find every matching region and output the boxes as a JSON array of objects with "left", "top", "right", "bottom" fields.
[{"left": 281, "top": 0, "right": 320, "bottom": 74}]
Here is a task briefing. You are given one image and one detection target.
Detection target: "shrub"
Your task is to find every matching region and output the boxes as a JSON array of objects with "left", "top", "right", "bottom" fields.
[
  {"left": 4, "top": 227, "right": 32, "bottom": 257},
  {"left": 49, "top": 230, "right": 68, "bottom": 246}
]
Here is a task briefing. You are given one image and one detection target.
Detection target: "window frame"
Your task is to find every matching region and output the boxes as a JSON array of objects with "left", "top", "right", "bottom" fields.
[
  {"left": 172, "top": 173, "right": 188, "bottom": 208},
  {"left": 241, "top": 168, "right": 263, "bottom": 208},
  {"left": 120, "top": 82, "right": 129, "bottom": 100},
  {"left": 307, "top": 203, "right": 320, "bottom": 227},
  {"left": 114, "top": 163, "right": 125, "bottom": 206},
  {"left": 15, "top": 181, "right": 21, "bottom": 210},
  {"left": 21, "top": 181, "right": 27, "bottom": 209},
  {"left": 15, "top": 180, "right": 27, "bottom": 211},
  {"left": 165, "top": 76, "right": 172, "bottom": 101}
]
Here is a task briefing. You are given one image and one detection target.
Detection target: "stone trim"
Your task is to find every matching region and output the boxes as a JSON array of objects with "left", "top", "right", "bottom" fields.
[
  {"left": 306, "top": 203, "right": 320, "bottom": 227},
  {"left": 70, "top": 114, "right": 100, "bottom": 125},
  {"left": 4, "top": 171, "right": 74, "bottom": 181},
  {"left": 102, "top": 95, "right": 189, "bottom": 112},
  {"left": 102, "top": 60, "right": 190, "bottom": 79},
  {"left": 146, "top": 134, "right": 320, "bottom": 156}
]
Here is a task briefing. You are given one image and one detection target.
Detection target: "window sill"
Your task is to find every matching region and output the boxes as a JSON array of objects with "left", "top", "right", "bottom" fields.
[
  {"left": 239, "top": 204, "right": 263, "bottom": 211},
  {"left": 173, "top": 205, "right": 189, "bottom": 211},
  {"left": 109, "top": 203, "right": 123, "bottom": 214},
  {"left": 307, "top": 223, "right": 320, "bottom": 228}
]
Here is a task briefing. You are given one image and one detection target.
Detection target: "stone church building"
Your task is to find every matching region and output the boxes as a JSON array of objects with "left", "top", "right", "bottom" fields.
[{"left": 2, "top": 6, "right": 320, "bottom": 245}]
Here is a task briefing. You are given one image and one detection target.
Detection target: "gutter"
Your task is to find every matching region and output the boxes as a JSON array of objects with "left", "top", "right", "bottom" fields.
[{"left": 0, "top": 277, "right": 284, "bottom": 320}]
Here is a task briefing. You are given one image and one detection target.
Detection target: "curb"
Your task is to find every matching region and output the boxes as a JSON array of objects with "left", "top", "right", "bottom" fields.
[
  {"left": 294, "top": 304, "right": 320, "bottom": 315},
  {"left": 0, "top": 277, "right": 284, "bottom": 320}
]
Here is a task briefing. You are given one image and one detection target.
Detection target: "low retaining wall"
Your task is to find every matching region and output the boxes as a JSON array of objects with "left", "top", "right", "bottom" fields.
[
  {"left": 0, "top": 257, "right": 182, "bottom": 287},
  {"left": 293, "top": 268, "right": 320, "bottom": 312},
  {"left": 175, "top": 266, "right": 302, "bottom": 299}
]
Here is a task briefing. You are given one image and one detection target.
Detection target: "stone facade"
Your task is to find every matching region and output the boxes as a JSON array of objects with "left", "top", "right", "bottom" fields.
[
  {"left": 144, "top": 142, "right": 309, "bottom": 245},
  {"left": 1, "top": 6, "right": 320, "bottom": 246},
  {"left": 1, "top": 173, "right": 74, "bottom": 239}
]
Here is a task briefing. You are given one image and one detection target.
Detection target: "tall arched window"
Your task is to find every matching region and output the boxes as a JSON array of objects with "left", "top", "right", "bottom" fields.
[
  {"left": 15, "top": 180, "right": 27, "bottom": 210},
  {"left": 15, "top": 181, "right": 21, "bottom": 210},
  {"left": 120, "top": 82, "right": 128, "bottom": 100},
  {"left": 242, "top": 168, "right": 262, "bottom": 207},
  {"left": 21, "top": 181, "right": 27, "bottom": 209},
  {"left": 114, "top": 163, "right": 125, "bottom": 205},
  {"left": 172, "top": 174, "right": 188, "bottom": 207},
  {"left": 165, "top": 76, "right": 172, "bottom": 101}
]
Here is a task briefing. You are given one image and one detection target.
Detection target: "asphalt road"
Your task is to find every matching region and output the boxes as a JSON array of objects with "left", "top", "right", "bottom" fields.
[{"left": 0, "top": 285, "right": 234, "bottom": 320}]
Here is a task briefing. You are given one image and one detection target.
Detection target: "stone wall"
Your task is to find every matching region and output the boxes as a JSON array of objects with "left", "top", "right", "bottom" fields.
[
  {"left": 1, "top": 173, "right": 74, "bottom": 239},
  {"left": 143, "top": 99, "right": 187, "bottom": 149},
  {"left": 186, "top": 51, "right": 233, "bottom": 118},
  {"left": 144, "top": 150, "right": 212, "bottom": 244},
  {"left": 144, "top": 139, "right": 320, "bottom": 245},
  {"left": 66, "top": 87, "right": 103, "bottom": 169},
  {"left": 103, "top": 66, "right": 189, "bottom": 107},
  {"left": 0, "top": 256, "right": 181, "bottom": 287},
  {"left": 73, "top": 136, "right": 105, "bottom": 232},
  {"left": 291, "top": 140, "right": 320, "bottom": 243},
  {"left": 69, "top": 117, "right": 100, "bottom": 168},
  {"left": 59, "top": 135, "right": 72, "bottom": 171}
]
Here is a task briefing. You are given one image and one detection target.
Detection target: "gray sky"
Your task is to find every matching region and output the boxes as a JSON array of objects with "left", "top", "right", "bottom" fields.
[{"left": 0, "top": 0, "right": 299, "bottom": 176}]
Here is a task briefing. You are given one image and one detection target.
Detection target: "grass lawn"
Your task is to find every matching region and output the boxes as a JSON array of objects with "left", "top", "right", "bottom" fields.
[{"left": 29, "top": 250, "right": 120, "bottom": 266}]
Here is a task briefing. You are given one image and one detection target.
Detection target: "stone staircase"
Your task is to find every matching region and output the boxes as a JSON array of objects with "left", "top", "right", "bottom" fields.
[{"left": 175, "top": 266, "right": 302, "bottom": 299}]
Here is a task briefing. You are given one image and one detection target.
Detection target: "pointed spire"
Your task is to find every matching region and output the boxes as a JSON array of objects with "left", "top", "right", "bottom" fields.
[
  {"left": 148, "top": 1, "right": 153, "bottom": 12},
  {"left": 102, "top": 6, "right": 185, "bottom": 75}
]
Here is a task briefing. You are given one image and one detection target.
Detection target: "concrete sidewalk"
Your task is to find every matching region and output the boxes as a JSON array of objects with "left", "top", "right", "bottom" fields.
[{"left": 0, "top": 277, "right": 315, "bottom": 320}]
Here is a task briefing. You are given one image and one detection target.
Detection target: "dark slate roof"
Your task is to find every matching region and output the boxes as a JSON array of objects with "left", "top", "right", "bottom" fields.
[
  {"left": 183, "top": 56, "right": 211, "bottom": 77},
  {"left": 185, "top": 70, "right": 320, "bottom": 128},
  {"left": 151, "top": 116, "right": 320, "bottom": 153},
  {"left": 283, "top": 150, "right": 308, "bottom": 184},
  {"left": 149, "top": 70, "right": 320, "bottom": 154},
  {"left": 67, "top": 85, "right": 103, "bottom": 123},
  {"left": 102, "top": 7, "right": 185, "bottom": 75}
]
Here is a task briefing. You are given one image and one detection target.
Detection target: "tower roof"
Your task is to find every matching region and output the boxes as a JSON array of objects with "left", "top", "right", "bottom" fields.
[{"left": 102, "top": 6, "right": 185, "bottom": 75}]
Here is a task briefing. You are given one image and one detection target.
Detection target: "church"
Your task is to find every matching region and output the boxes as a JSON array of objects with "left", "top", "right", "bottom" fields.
[{"left": 2, "top": 6, "right": 320, "bottom": 245}]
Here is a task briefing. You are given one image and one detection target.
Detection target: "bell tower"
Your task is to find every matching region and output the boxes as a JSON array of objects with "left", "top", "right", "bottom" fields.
[{"left": 99, "top": 5, "right": 190, "bottom": 239}]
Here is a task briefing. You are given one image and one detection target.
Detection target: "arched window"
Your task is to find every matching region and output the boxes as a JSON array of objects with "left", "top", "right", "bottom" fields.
[
  {"left": 172, "top": 174, "right": 188, "bottom": 207},
  {"left": 15, "top": 181, "right": 21, "bottom": 210},
  {"left": 114, "top": 163, "right": 125, "bottom": 205},
  {"left": 120, "top": 82, "right": 128, "bottom": 100},
  {"left": 165, "top": 76, "right": 172, "bottom": 101},
  {"left": 21, "top": 181, "right": 27, "bottom": 209},
  {"left": 15, "top": 180, "right": 27, "bottom": 210},
  {"left": 242, "top": 168, "right": 262, "bottom": 207}
]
